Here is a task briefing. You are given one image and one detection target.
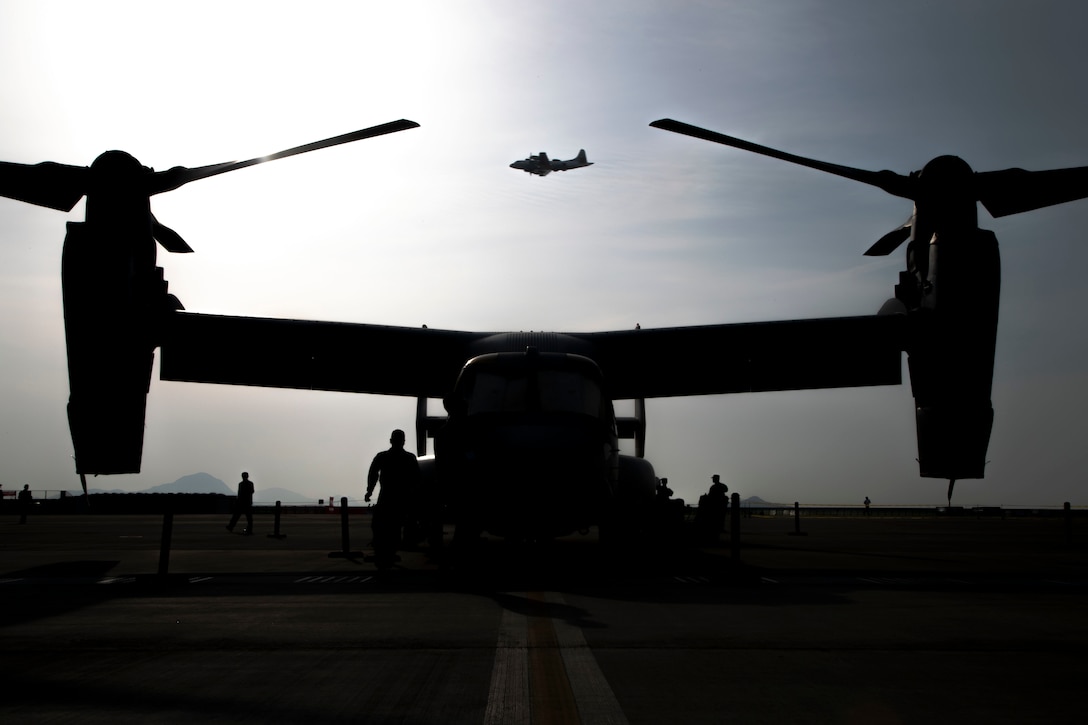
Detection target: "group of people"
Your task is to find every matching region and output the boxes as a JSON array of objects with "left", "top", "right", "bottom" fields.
[
  {"left": 654, "top": 473, "right": 734, "bottom": 544},
  {"left": 226, "top": 428, "right": 755, "bottom": 563},
  {"left": 224, "top": 429, "right": 423, "bottom": 568}
]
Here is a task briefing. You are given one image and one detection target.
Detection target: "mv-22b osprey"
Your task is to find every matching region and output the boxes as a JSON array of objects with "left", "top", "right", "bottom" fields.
[
  {"left": 510, "top": 149, "right": 592, "bottom": 176},
  {"left": 3, "top": 117, "right": 1088, "bottom": 539}
]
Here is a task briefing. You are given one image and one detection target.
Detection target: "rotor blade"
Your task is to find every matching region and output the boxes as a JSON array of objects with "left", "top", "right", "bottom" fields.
[
  {"left": 151, "top": 215, "right": 194, "bottom": 253},
  {"left": 864, "top": 220, "right": 913, "bottom": 257},
  {"left": 650, "top": 119, "right": 916, "bottom": 200},
  {"left": 975, "top": 165, "right": 1088, "bottom": 218},
  {"left": 0, "top": 160, "right": 89, "bottom": 211},
  {"left": 147, "top": 119, "right": 420, "bottom": 195}
]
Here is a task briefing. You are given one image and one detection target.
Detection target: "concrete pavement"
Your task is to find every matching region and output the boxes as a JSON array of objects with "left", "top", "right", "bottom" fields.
[{"left": 2, "top": 512, "right": 1086, "bottom": 723}]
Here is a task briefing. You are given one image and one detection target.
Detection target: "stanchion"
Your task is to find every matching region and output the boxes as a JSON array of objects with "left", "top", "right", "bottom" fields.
[
  {"left": 730, "top": 492, "right": 741, "bottom": 561},
  {"left": 788, "top": 501, "right": 807, "bottom": 536},
  {"left": 267, "top": 500, "right": 287, "bottom": 539},
  {"left": 158, "top": 511, "right": 174, "bottom": 575},
  {"left": 328, "top": 496, "right": 363, "bottom": 558}
]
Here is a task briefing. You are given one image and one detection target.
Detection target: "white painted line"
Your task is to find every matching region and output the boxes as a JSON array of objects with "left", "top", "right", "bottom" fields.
[
  {"left": 547, "top": 592, "right": 630, "bottom": 725},
  {"left": 484, "top": 605, "right": 530, "bottom": 725}
]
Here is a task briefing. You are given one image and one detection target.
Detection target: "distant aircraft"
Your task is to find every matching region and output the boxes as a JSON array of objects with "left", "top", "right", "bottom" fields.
[{"left": 510, "top": 149, "right": 592, "bottom": 176}]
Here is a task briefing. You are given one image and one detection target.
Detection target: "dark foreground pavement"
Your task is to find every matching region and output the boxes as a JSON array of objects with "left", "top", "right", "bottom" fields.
[{"left": 2, "top": 512, "right": 1086, "bottom": 724}]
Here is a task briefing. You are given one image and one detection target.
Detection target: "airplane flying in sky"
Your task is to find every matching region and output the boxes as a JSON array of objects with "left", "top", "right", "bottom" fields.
[
  {"left": 509, "top": 149, "right": 592, "bottom": 176},
  {"left": 4, "top": 118, "right": 1088, "bottom": 539}
]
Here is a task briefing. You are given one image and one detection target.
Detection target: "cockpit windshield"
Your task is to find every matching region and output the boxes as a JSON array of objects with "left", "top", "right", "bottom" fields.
[{"left": 467, "top": 369, "right": 602, "bottom": 417}]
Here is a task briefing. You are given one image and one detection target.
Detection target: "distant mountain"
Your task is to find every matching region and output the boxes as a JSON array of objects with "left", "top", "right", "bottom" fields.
[
  {"left": 740, "top": 496, "right": 790, "bottom": 507},
  {"left": 144, "top": 472, "right": 232, "bottom": 495},
  {"left": 82, "top": 473, "right": 308, "bottom": 501},
  {"left": 146, "top": 474, "right": 309, "bottom": 502},
  {"left": 254, "top": 487, "right": 313, "bottom": 504}
]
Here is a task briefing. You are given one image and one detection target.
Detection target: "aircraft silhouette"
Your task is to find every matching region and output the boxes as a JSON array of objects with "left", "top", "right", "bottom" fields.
[
  {"left": 650, "top": 118, "right": 1088, "bottom": 496},
  {"left": 3, "top": 118, "right": 1086, "bottom": 537},
  {"left": 510, "top": 149, "right": 592, "bottom": 176}
]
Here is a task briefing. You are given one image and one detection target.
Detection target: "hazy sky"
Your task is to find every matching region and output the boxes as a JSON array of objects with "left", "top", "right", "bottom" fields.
[{"left": 3, "top": 0, "right": 1088, "bottom": 507}]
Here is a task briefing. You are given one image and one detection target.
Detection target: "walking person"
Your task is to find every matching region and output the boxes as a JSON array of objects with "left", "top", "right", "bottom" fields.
[{"left": 226, "top": 472, "right": 255, "bottom": 534}]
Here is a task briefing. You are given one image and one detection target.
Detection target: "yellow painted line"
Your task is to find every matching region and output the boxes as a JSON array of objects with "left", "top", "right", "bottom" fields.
[
  {"left": 546, "top": 592, "right": 628, "bottom": 725},
  {"left": 484, "top": 592, "right": 628, "bottom": 725},
  {"left": 528, "top": 591, "right": 580, "bottom": 724}
]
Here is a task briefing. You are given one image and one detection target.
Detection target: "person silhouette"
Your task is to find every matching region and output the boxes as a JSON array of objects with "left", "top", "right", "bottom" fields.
[
  {"left": 226, "top": 472, "right": 255, "bottom": 534},
  {"left": 18, "top": 484, "right": 32, "bottom": 524},
  {"left": 656, "top": 477, "right": 674, "bottom": 502},
  {"left": 695, "top": 474, "right": 728, "bottom": 544},
  {"left": 366, "top": 429, "right": 420, "bottom": 568}
]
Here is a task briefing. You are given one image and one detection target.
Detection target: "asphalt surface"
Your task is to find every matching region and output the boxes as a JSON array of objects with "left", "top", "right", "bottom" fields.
[{"left": 2, "top": 510, "right": 1086, "bottom": 724}]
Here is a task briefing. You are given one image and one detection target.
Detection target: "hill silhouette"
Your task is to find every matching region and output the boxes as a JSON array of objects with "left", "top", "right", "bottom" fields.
[
  {"left": 140, "top": 473, "right": 309, "bottom": 502},
  {"left": 144, "top": 472, "right": 232, "bottom": 495}
]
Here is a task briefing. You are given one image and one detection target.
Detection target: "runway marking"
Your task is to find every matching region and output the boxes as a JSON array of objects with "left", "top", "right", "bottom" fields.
[
  {"left": 674, "top": 576, "right": 711, "bottom": 585},
  {"left": 485, "top": 605, "right": 530, "bottom": 724},
  {"left": 858, "top": 576, "right": 971, "bottom": 587},
  {"left": 294, "top": 575, "right": 374, "bottom": 585},
  {"left": 96, "top": 577, "right": 135, "bottom": 585},
  {"left": 485, "top": 591, "right": 628, "bottom": 725},
  {"left": 188, "top": 576, "right": 214, "bottom": 584},
  {"left": 1042, "top": 578, "right": 1086, "bottom": 587}
]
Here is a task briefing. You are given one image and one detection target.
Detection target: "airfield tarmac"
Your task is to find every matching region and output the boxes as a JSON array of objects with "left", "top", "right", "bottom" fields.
[{"left": 1, "top": 511, "right": 1086, "bottom": 724}]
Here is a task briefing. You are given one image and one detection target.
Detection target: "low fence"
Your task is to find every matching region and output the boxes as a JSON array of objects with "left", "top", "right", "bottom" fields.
[
  {"left": 0, "top": 491, "right": 355, "bottom": 515},
  {"left": 737, "top": 505, "right": 1080, "bottom": 519},
  {"left": 2, "top": 490, "right": 1084, "bottom": 519}
]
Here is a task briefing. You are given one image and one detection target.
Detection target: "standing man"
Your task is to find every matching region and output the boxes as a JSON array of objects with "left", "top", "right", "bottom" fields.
[
  {"left": 18, "top": 484, "right": 32, "bottom": 524},
  {"left": 366, "top": 429, "right": 420, "bottom": 568},
  {"left": 696, "top": 474, "right": 729, "bottom": 544},
  {"left": 709, "top": 474, "right": 729, "bottom": 533},
  {"left": 227, "top": 472, "right": 255, "bottom": 535}
]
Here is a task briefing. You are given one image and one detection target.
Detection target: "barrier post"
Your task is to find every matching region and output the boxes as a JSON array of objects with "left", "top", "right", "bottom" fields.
[
  {"left": 328, "top": 496, "right": 363, "bottom": 558},
  {"left": 157, "top": 511, "right": 174, "bottom": 575},
  {"left": 730, "top": 492, "right": 741, "bottom": 561},
  {"left": 340, "top": 497, "right": 350, "bottom": 552},
  {"left": 268, "top": 500, "right": 287, "bottom": 539},
  {"left": 788, "top": 501, "right": 807, "bottom": 536}
]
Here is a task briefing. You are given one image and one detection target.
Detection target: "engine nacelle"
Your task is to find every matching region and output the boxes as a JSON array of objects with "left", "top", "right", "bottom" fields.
[
  {"left": 902, "top": 227, "right": 1000, "bottom": 479},
  {"left": 61, "top": 222, "right": 176, "bottom": 474},
  {"left": 617, "top": 454, "right": 656, "bottom": 507}
]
